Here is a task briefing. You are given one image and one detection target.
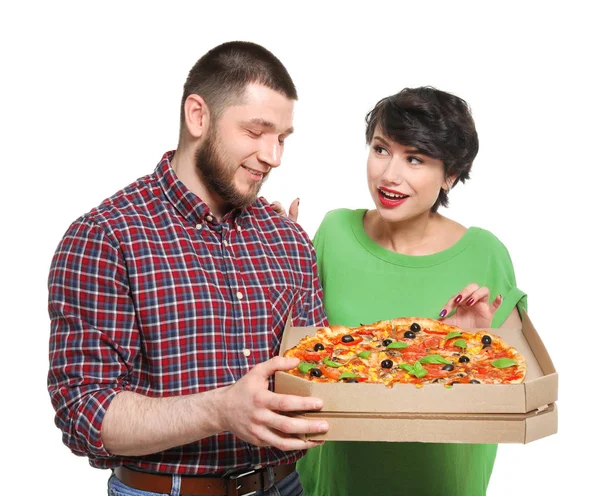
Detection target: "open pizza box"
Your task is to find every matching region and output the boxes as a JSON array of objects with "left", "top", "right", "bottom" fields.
[{"left": 274, "top": 311, "right": 558, "bottom": 443}]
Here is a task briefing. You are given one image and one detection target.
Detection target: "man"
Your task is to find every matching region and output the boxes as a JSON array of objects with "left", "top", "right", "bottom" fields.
[{"left": 48, "top": 41, "right": 328, "bottom": 496}]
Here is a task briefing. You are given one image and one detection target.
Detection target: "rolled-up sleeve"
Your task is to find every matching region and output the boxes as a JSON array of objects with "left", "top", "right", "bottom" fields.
[{"left": 48, "top": 217, "right": 138, "bottom": 459}]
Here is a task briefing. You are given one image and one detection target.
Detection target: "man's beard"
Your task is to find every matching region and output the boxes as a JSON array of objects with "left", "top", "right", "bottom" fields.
[{"left": 194, "top": 128, "right": 264, "bottom": 211}]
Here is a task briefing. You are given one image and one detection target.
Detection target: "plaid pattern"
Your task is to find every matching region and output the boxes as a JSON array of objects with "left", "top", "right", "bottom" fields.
[{"left": 48, "top": 151, "right": 326, "bottom": 474}]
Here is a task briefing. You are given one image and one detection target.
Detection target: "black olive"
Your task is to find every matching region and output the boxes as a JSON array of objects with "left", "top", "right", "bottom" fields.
[
  {"left": 482, "top": 335, "right": 492, "bottom": 345},
  {"left": 470, "top": 379, "right": 481, "bottom": 384},
  {"left": 458, "top": 356, "right": 470, "bottom": 363},
  {"left": 442, "top": 364, "right": 455, "bottom": 371},
  {"left": 341, "top": 335, "right": 354, "bottom": 343},
  {"left": 410, "top": 323, "right": 421, "bottom": 332},
  {"left": 313, "top": 343, "right": 325, "bottom": 351},
  {"left": 482, "top": 344, "right": 490, "bottom": 349},
  {"left": 404, "top": 331, "right": 416, "bottom": 339},
  {"left": 381, "top": 359, "right": 393, "bottom": 369},
  {"left": 309, "top": 368, "right": 322, "bottom": 377},
  {"left": 382, "top": 339, "right": 393, "bottom": 346},
  {"left": 346, "top": 379, "right": 358, "bottom": 383},
  {"left": 432, "top": 378, "right": 442, "bottom": 383}
]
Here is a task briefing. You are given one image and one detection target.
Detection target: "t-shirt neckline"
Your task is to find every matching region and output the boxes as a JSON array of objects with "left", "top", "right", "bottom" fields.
[{"left": 350, "top": 209, "right": 479, "bottom": 268}]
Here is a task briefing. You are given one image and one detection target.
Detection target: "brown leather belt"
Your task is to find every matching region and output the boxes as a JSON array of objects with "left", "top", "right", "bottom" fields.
[{"left": 114, "top": 463, "right": 296, "bottom": 496}]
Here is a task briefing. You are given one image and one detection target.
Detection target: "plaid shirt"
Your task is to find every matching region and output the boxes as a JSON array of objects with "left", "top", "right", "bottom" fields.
[{"left": 48, "top": 151, "right": 327, "bottom": 474}]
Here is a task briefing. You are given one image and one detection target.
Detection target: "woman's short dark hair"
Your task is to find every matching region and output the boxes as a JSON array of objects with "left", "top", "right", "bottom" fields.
[
  {"left": 365, "top": 87, "right": 478, "bottom": 212},
  {"left": 180, "top": 41, "right": 297, "bottom": 130}
]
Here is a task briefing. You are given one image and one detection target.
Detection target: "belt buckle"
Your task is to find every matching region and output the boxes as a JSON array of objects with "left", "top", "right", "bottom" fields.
[
  {"left": 260, "top": 467, "right": 275, "bottom": 492},
  {"left": 226, "top": 468, "right": 260, "bottom": 496}
]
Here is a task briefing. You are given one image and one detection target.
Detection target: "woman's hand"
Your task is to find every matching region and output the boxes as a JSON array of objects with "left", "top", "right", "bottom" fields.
[
  {"left": 438, "top": 283, "right": 502, "bottom": 329},
  {"left": 270, "top": 198, "right": 299, "bottom": 222}
]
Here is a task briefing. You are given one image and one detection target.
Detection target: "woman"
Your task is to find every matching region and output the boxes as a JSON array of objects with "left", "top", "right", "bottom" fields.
[{"left": 293, "top": 87, "right": 526, "bottom": 495}]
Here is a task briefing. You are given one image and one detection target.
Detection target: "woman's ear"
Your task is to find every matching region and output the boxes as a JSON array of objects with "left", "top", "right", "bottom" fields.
[{"left": 443, "top": 175, "right": 457, "bottom": 192}]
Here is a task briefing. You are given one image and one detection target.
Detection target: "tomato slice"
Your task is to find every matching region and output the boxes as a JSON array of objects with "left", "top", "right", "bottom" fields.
[
  {"left": 321, "top": 367, "right": 342, "bottom": 380},
  {"left": 421, "top": 363, "right": 447, "bottom": 378},
  {"left": 355, "top": 329, "right": 375, "bottom": 336},
  {"left": 295, "top": 350, "right": 322, "bottom": 361},
  {"left": 423, "top": 328, "right": 448, "bottom": 335},
  {"left": 423, "top": 336, "right": 443, "bottom": 348}
]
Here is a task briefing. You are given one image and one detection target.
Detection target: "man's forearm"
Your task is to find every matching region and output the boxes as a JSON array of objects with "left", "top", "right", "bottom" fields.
[{"left": 101, "top": 387, "right": 227, "bottom": 456}]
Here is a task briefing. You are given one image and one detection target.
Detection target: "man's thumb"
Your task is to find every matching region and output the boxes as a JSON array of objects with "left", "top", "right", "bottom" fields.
[{"left": 254, "top": 356, "right": 299, "bottom": 377}]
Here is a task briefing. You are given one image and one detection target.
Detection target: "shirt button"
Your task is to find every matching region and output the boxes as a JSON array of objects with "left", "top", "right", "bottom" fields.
[
  {"left": 195, "top": 224, "right": 202, "bottom": 231},
  {"left": 236, "top": 225, "right": 242, "bottom": 232},
  {"left": 254, "top": 464, "right": 262, "bottom": 470},
  {"left": 243, "top": 349, "right": 251, "bottom": 357},
  {"left": 224, "top": 240, "right": 229, "bottom": 247},
  {"left": 206, "top": 215, "right": 213, "bottom": 222},
  {"left": 236, "top": 291, "right": 243, "bottom": 300}
]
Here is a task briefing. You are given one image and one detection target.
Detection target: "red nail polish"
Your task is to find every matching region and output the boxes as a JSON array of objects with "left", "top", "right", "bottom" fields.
[
  {"left": 439, "top": 309, "right": 447, "bottom": 318},
  {"left": 466, "top": 297, "right": 475, "bottom": 306},
  {"left": 454, "top": 295, "right": 462, "bottom": 304}
]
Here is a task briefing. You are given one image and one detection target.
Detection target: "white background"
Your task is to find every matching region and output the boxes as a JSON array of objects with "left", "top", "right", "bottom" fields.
[{"left": 1, "top": 1, "right": 598, "bottom": 494}]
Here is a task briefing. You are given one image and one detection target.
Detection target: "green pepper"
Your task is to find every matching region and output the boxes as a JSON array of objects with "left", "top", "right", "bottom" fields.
[
  {"left": 491, "top": 358, "right": 518, "bottom": 368},
  {"left": 298, "top": 362, "right": 317, "bottom": 374},
  {"left": 338, "top": 372, "right": 359, "bottom": 380},
  {"left": 387, "top": 341, "right": 408, "bottom": 349},
  {"left": 417, "top": 354, "right": 452, "bottom": 365},
  {"left": 324, "top": 357, "right": 343, "bottom": 368}
]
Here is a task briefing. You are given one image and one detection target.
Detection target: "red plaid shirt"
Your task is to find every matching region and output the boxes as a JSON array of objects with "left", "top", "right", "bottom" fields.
[{"left": 48, "top": 151, "right": 326, "bottom": 474}]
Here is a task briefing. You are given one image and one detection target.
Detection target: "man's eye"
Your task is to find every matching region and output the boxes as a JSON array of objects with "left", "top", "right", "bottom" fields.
[{"left": 248, "top": 130, "right": 262, "bottom": 138}]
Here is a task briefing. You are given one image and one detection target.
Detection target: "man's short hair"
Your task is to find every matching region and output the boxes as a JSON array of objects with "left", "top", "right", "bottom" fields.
[
  {"left": 180, "top": 41, "right": 297, "bottom": 131},
  {"left": 365, "top": 87, "right": 479, "bottom": 212}
]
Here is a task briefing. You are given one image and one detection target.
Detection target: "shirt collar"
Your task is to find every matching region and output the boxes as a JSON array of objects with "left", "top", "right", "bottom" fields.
[
  {"left": 156, "top": 151, "right": 211, "bottom": 225},
  {"left": 155, "top": 150, "right": 252, "bottom": 229}
]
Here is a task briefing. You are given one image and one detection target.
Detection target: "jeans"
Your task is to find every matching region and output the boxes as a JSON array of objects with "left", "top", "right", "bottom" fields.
[{"left": 107, "top": 470, "right": 303, "bottom": 496}]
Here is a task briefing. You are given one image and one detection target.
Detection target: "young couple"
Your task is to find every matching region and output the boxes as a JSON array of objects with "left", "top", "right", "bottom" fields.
[{"left": 48, "top": 41, "right": 525, "bottom": 496}]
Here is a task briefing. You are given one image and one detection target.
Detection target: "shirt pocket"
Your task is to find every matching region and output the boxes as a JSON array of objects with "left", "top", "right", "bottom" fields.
[{"left": 267, "top": 285, "right": 308, "bottom": 357}]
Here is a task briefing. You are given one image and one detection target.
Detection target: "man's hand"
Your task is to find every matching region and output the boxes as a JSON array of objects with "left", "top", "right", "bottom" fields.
[
  {"left": 270, "top": 198, "right": 299, "bottom": 222},
  {"left": 217, "top": 356, "right": 328, "bottom": 450},
  {"left": 438, "top": 283, "right": 502, "bottom": 329}
]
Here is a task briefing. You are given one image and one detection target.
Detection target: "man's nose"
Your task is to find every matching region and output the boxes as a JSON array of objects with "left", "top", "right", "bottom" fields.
[{"left": 257, "top": 139, "right": 282, "bottom": 168}]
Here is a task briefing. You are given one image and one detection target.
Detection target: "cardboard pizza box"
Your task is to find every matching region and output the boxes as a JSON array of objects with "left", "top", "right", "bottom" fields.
[{"left": 274, "top": 311, "right": 558, "bottom": 443}]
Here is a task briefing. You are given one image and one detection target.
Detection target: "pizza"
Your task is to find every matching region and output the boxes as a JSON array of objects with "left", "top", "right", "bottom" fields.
[{"left": 283, "top": 317, "right": 526, "bottom": 387}]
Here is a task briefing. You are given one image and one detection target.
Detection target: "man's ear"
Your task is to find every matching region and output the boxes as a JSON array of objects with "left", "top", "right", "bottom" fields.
[{"left": 183, "top": 94, "right": 210, "bottom": 139}]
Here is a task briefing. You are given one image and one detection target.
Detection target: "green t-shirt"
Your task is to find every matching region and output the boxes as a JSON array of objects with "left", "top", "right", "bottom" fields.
[{"left": 297, "top": 209, "right": 527, "bottom": 496}]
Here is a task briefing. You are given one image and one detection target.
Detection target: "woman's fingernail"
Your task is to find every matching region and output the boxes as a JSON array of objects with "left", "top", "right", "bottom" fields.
[
  {"left": 439, "top": 309, "right": 447, "bottom": 318},
  {"left": 466, "top": 297, "right": 475, "bottom": 306},
  {"left": 499, "top": 294, "right": 503, "bottom": 300},
  {"left": 454, "top": 295, "right": 462, "bottom": 304}
]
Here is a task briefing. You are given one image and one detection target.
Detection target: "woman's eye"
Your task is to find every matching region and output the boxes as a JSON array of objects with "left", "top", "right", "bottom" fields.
[
  {"left": 374, "top": 145, "right": 389, "bottom": 155},
  {"left": 408, "top": 156, "right": 423, "bottom": 165}
]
